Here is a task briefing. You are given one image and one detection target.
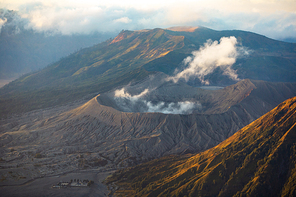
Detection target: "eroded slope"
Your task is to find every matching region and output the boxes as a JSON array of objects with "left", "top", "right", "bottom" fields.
[
  {"left": 108, "top": 96, "right": 296, "bottom": 197},
  {"left": 0, "top": 78, "right": 295, "bottom": 186}
]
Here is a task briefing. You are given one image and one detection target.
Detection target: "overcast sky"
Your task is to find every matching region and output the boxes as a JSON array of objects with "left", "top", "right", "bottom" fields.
[{"left": 1, "top": 0, "right": 296, "bottom": 41}]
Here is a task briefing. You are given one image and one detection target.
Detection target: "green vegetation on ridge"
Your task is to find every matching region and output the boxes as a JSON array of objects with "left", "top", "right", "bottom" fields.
[{"left": 0, "top": 29, "right": 184, "bottom": 117}]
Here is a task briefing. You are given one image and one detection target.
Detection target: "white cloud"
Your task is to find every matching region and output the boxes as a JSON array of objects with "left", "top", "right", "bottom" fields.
[
  {"left": 0, "top": 17, "right": 7, "bottom": 31},
  {"left": 114, "top": 17, "right": 132, "bottom": 24},
  {"left": 1, "top": 0, "right": 296, "bottom": 40}
]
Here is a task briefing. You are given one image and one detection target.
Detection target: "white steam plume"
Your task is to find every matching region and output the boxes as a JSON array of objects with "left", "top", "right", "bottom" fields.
[
  {"left": 115, "top": 88, "right": 149, "bottom": 98},
  {"left": 145, "top": 101, "right": 200, "bottom": 114},
  {"left": 114, "top": 88, "right": 201, "bottom": 114},
  {"left": 167, "top": 36, "right": 249, "bottom": 85},
  {"left": 114, "top": 88, "right": 150, "bottom": 112}
]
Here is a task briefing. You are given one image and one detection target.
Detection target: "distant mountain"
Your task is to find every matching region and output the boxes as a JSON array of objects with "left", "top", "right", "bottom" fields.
[
  {"left": 0, "top": 26, "right": 296, "bottom": 117},
  {"left": 107, "top": 96, "right": 296, "bottom": 197},
  {"left": 0, "top": 9, "right": 116, "bottom": 80}
]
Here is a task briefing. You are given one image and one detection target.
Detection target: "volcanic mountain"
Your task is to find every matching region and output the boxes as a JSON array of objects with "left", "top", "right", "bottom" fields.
[
  {"left": 1, "top": 26, "right": 296, "bottom": 117},
  {"left": 0, "top": 27, "right": 296, "bottom": 196},
  {"left": 107, "top": 96, "right": 296, "bottom": 197},
  {"left": 0, "top": 73, "right": 295, "bottom": 187}
]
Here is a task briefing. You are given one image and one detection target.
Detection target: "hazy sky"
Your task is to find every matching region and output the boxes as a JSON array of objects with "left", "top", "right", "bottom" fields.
[{"left": 1, "top": 0, "right": 296, "bottom": 40}]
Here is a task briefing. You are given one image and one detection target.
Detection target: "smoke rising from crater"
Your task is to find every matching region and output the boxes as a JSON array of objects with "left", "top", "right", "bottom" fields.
[
  {"left": 115, "top": 88, "right": 149, "bottom": 99},
  {"left": 167, "top": 36, "right": 249, "bottom": 85},
  {"left": 114, "top": 88, "right": 201, "bottom": 114},
  {"left": 145, "top": 100, "right": 199, "bottom": 114}
]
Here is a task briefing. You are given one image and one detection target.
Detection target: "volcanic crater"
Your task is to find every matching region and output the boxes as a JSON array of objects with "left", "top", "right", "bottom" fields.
[
  {"left": 1, "top": 73, "right": 296, "bottom": 194},
  {"left": 97, "top": 73, "right": 204, "bottom": 114}
]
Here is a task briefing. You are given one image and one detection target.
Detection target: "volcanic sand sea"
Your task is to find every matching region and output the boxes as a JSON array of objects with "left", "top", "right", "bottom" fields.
[{"left": 0, "top": 169, "right": 114, "bottom": 197}]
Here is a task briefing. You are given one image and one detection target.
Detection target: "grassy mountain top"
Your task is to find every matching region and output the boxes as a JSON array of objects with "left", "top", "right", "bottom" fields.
[
  {"left": 165, "top": 26, "right": 198, "bottom": 32},
  {"left": 0, "top": 28, "right": 185, "bottom": 117},
  {"left": 1, "top": 28, "right": 186, "bottom": 93},
  {"left": 107, "top": 96, "right": 296, "bottom": 197}
]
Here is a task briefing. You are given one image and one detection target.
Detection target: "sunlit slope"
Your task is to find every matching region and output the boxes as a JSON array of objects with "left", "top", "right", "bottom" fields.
[
  {"left": 4, "top": 29, "right": 184, "bottom": 90},
  {"left": 0, "top": 29, "right": 184, "bottom": 116},
  {"left": 1, "top": 27, "right": 296, "bottom": 117},
  {"left": 108, "top": 96, "right": 296, "bottom": 197}
]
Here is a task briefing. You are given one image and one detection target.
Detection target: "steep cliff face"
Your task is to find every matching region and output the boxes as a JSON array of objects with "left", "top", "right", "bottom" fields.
[{"left": 107, "top": 96, "right": 296, "bottom": 197}]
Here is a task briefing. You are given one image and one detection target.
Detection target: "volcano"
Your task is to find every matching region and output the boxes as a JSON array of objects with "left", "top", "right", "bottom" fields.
[
  {"left": 1, "top": 27, "right": 296, "bottom": 196},
  {"left": 1, "top": 74, "right": 295, "bottom": 186},
  {"left": 107, "top": 96, "right": 296, "bottom": 197},
  {"left": 1, "top": 27, "right": 296, "bottom": 117}
]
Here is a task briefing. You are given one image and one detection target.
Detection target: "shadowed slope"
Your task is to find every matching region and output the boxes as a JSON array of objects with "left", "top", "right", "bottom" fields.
[{"left": 107, "top": 97, "right": 296, "bottom": 197}]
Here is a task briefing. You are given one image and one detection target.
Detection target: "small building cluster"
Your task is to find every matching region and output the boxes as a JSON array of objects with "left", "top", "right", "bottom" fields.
[{"left": 52, "top": 179, "right": 94, "bottom": 188}]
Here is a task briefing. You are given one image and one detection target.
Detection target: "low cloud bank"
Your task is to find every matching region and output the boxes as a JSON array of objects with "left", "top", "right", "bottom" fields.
[
  {"left": 0, "top": 9, "right": 27, "bottom": 34},
  {"left": 114, "top": 88, "right": 201, "bottom": 114},
  {"left": 167, "top": 36, "right": 249, "bottom": 85},
  {"left": 2, "top": 2, "right": 296, "bottom": 41},
  {"left": 0, "top": 18, "right": 7, "bottom": 31}
]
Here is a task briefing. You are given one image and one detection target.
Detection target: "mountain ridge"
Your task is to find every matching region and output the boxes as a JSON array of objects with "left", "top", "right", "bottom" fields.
[
  {"left": 1, "top": 26, "right": 296, "bottom": 117},
  {"left": 107, "top": 96, "right": 296, "bottom": 197}
]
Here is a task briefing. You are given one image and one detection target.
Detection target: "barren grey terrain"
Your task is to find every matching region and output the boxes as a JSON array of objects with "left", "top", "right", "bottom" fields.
[
  {"left": 0, "top": 169, "right": 113, "bottom": 197},
  {"left": 1, "top": 73, "right": 296, "bottom": 196}
]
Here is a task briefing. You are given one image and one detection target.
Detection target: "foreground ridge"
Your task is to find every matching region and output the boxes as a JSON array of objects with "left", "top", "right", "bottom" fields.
[{"left": 107, "top": 96, "right": 296, "bottom": 197}]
